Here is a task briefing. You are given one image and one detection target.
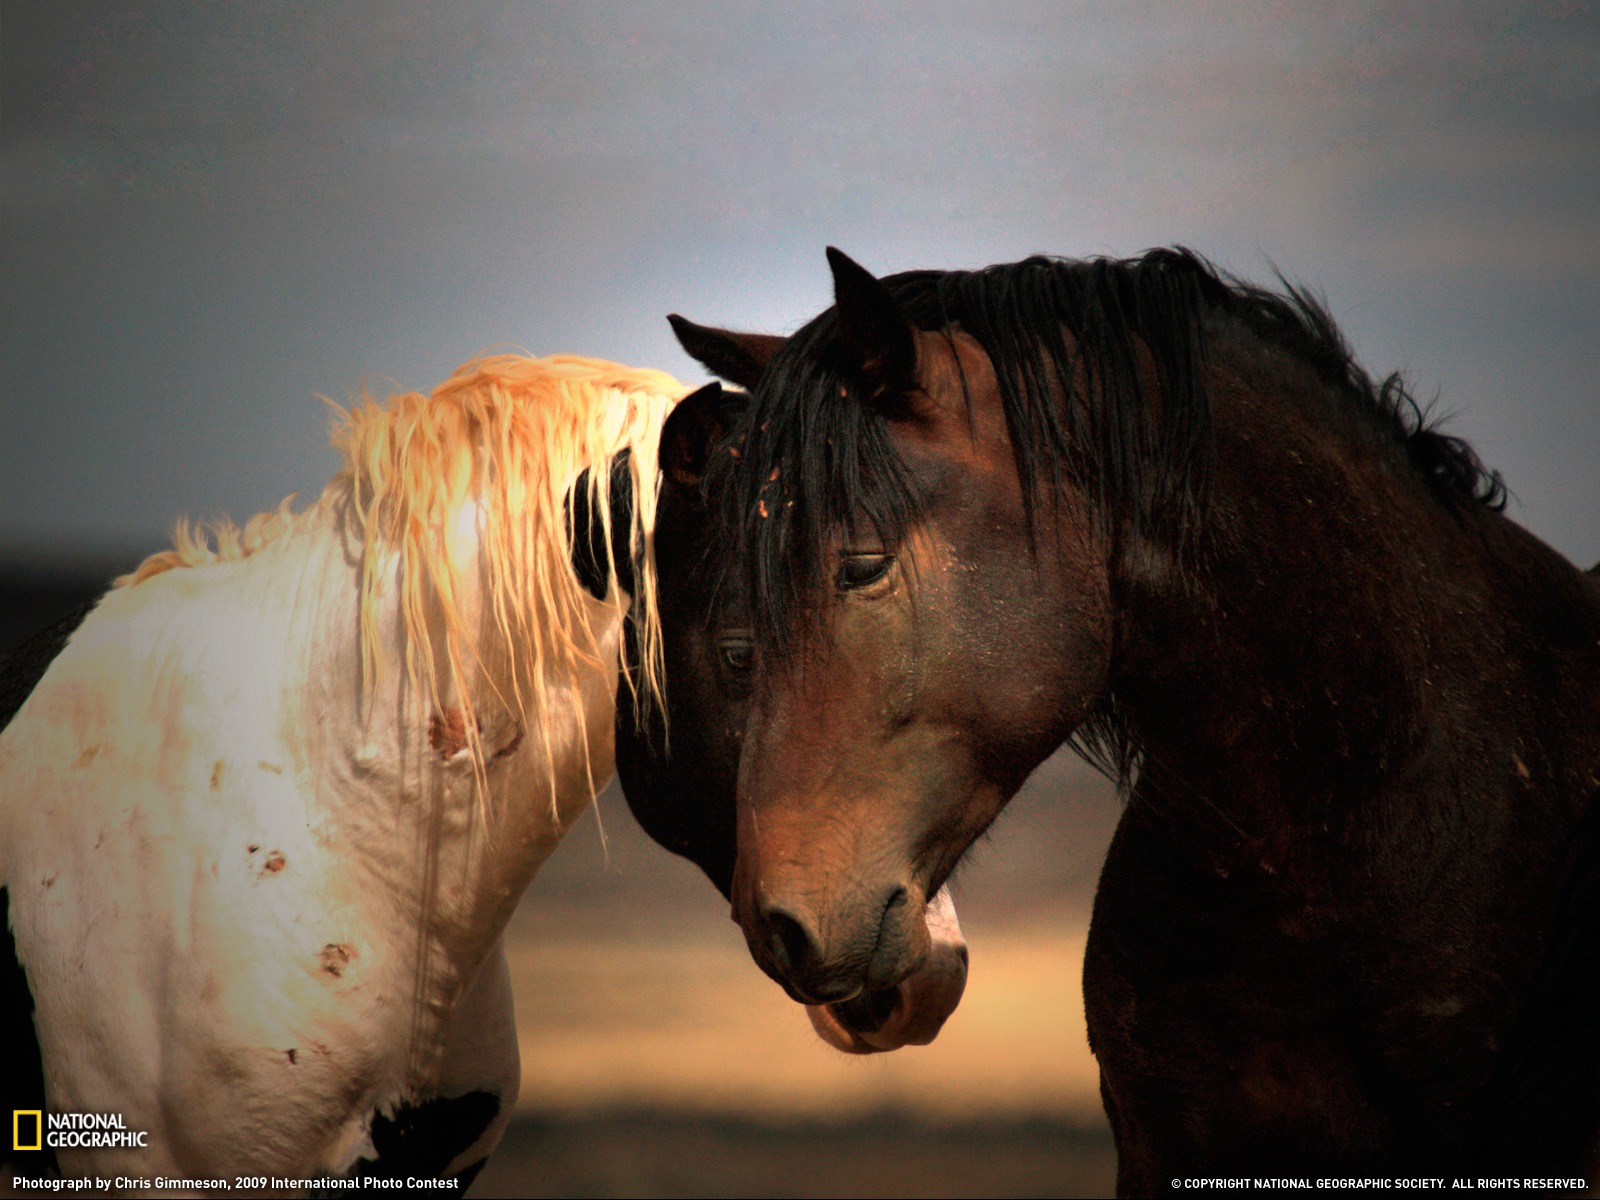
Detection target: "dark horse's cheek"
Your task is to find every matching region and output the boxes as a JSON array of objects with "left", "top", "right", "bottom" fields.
[{"left": 934, "top": 527, "right": 1113, "bottom": 777}]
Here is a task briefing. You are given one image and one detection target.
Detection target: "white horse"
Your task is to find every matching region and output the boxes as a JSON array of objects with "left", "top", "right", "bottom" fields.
[{"left": 0, "top": 354, "right": 687, "bottom": 1186}]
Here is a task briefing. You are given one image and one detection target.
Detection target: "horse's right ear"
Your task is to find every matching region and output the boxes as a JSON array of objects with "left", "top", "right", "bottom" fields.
[
  {"left": 668, "top": 315, "right": 784, "bottom": 391},
  {"left": 659, "top": 381, "right": 729, "bottom": 490},
  {"left": 827, "top": 246, "right": 916, "bottom": 401}
]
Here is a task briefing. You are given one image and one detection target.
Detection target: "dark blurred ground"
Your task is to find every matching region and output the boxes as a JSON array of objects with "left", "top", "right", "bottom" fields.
[{"left": 469, "top": 1111, "right": 1118, "bottom": 1199}]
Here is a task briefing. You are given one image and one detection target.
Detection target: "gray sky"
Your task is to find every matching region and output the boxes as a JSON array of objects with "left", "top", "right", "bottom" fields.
[{"left": 3, "top": 1, "right": 1598, "bottom": 566}]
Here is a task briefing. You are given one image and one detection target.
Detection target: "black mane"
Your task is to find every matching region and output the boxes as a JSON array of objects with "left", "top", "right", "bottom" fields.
[{"left": 712, "top": 249, "right": 1505, "bottom": 662}]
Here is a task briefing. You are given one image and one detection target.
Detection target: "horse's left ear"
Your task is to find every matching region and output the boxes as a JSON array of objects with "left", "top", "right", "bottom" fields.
[
  {"left": 569, "top": 449, "right": 638, "bottom": 602},
  {"left": 659, "top": 381, "right": 729, "bottom": 491},
  {"left": 827, "top": 246, "right": 917, "bottom": 402},
  {"left": 571, "top": 381, "right": 733, "bottom": 597},
  {"left": 668, "top": 315, "right": 785, "bottom": 391}
]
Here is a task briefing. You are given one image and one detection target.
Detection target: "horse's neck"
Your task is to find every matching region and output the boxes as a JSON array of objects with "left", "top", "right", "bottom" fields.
[
  {"left": 1109, "top": 364, "right": 1600, "bottom": 873},
  {"left": 273, "top": 490, "right": 616, "bottom": 1027}
]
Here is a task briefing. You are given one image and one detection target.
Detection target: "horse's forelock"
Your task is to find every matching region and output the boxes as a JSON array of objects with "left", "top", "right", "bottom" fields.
[{"left": 710, "top": 312, "right": 925, "bottom": 659}]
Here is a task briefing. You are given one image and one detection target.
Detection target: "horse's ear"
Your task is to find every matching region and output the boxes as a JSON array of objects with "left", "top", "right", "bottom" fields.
[
  {"left": 573, "top": 382, "right": 742, "bottom": 599},
  {"left": 668, "top": 315, "right": 784, "bottom": 391},
  {"left": 659, "top": 381, "right": 729, "bottom": 491},
  {"left": 569, "top": 449, "right": 638, "bottom": 601},
  {"left": 826, "top": 246, "right": 916, "bottom": 400}
]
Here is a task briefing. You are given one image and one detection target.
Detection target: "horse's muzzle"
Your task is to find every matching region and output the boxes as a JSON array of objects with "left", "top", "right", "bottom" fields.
[{"left": 805, "top": 886, "right": 968, "bottom": 1053}]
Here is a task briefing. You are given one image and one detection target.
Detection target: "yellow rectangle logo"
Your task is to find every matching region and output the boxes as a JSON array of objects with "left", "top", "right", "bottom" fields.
[{"left": 13, "top": 1109, "right": 42, "bottom": 1151}]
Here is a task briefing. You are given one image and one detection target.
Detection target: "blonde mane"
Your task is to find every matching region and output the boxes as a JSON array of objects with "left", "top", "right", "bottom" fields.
[
  {"left": 121, "top": 353, "right": 685, "bottom": 795},
  {"left": 118, "top": 497, "right": 305, "bottom": 586}
]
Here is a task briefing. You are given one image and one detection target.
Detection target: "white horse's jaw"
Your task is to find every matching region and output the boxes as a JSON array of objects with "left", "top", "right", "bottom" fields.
[{"left": 804, "top": 884, "right": 968, "bottom": 1055}]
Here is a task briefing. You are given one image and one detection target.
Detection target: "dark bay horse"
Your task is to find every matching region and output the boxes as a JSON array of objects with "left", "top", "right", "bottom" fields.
[{"left": 660, "top": 248, "right": 1600, "bottom": 1187}]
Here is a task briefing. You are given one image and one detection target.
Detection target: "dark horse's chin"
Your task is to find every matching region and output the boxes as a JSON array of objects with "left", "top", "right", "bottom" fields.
[{"left": 805, "top": 886, "right": 968, "bottom": 1054}]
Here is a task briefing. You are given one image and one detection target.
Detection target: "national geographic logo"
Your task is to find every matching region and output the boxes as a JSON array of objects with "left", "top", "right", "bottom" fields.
[
  {"left": 13, "top": 1110, "right": 41, "bottom": 1151},
  {"left": 12, "top": 1110, "right": 149, "bottom": 1149}
]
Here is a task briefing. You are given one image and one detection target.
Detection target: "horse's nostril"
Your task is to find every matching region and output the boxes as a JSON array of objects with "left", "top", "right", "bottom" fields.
[
  {"left": 757, "top": 888, "right": 912, "bottom": 1003},
  {"left": 764, "top": 905, "right": 817, "bottom": 978}
]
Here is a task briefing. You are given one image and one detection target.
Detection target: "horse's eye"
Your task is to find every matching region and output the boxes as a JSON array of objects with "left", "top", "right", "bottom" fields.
[
  {"left": 717, "top": 635, "right": 754, "bottom": 673},
  {"left": 837, "top": 554, "right": 894, "bottom": 591}
]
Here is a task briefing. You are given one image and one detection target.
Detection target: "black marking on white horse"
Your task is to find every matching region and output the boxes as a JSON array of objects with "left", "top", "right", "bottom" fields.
[
  {"left": 1, "top": 602, "right": 94, "bottom": 1178},
  {"left": 567, "top": 450, "right": 637, "bottom": 602},
  {"left": 353, "top": 1091, "right": 500, "bottom": 1186}
]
